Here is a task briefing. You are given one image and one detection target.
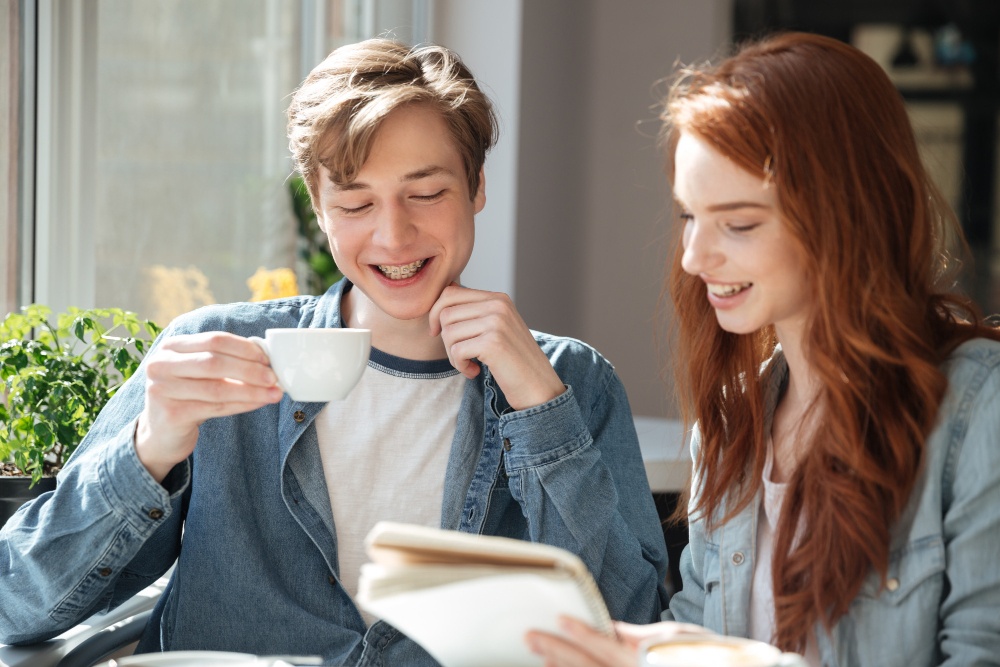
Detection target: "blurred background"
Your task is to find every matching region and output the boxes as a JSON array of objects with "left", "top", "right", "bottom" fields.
[{"left": 2, "top": 0, "right": 999, "bottom": 427}]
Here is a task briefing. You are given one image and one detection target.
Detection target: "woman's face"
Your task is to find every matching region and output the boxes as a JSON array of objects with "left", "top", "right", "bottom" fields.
[{"left": 673, "top": 131, "right": 812, "bottom": 345}]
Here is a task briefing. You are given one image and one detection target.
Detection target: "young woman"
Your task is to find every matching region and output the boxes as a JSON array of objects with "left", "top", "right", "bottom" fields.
[{"left": 527, "top": 31, "right": 1000, "bottom": 667}]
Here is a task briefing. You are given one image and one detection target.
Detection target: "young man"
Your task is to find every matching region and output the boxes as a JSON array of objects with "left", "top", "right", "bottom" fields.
[{"left": 0, "top": 39, "right": 668, "bottom": 665}]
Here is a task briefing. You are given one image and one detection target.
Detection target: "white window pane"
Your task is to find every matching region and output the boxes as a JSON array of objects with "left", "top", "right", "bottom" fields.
[
  {"left": 32, "top": 0, "right": 429, "bottom": 325},
  {"left": 98, "top": 0, "right": 300, "bottom": 324}
]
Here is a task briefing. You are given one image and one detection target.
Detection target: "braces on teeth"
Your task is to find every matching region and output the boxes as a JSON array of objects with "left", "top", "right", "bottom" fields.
[{"left": 378, "top": 259, "right": 425, "bottom": 280}]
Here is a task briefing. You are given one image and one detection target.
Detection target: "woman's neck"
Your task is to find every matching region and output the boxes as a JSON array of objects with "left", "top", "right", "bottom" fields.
[{"left": 770, "top": 335, "right": 822, "bottom": 483}]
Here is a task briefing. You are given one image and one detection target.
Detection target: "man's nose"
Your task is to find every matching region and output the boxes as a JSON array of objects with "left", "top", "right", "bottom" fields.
[{"left": 372, "top": 201, "right": 416, "bottom": 248}]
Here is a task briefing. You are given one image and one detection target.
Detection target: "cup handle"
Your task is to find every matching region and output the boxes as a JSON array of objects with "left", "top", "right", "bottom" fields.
[{"left": 249, "top": 336, "right": 285, "bottom": 395}]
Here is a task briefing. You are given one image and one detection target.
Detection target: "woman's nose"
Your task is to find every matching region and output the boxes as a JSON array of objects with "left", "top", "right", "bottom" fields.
[{"left": 680, "top": 219, "right": 721, "bottom": 275}]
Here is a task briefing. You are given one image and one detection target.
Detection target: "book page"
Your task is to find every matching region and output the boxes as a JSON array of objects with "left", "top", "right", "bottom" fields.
[{"left": 360, "top": 572, "right": 608, "bottom": 667}]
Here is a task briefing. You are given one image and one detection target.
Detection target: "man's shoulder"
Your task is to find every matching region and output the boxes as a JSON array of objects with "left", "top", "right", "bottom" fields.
[
  {"left": 530, "top": 329, "right": 616, "bottom": 377},
  {"left": 167, "top": 296, "right": 323, "bottom": 337}
]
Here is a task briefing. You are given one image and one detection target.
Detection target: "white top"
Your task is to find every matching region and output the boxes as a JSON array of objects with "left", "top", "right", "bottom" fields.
[
  {"left": 748, "top": 440, "right": 821, "bottom": 666},
  {"left": 315, "top": 348, "right": 465, "bottom": 625}
]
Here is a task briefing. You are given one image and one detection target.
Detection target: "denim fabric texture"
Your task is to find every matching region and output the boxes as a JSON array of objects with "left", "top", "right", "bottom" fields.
[
  {"left": 664, "top": 338, "right": 1000, "bottom": 666},
  {"left": 0, "top": 279, "right": 670, "bottom": 666}
]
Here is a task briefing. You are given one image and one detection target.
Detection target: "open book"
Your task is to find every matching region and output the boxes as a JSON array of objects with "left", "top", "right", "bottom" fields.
[{"left": 356, "top": 522, "right": 614, "bottom": 667}]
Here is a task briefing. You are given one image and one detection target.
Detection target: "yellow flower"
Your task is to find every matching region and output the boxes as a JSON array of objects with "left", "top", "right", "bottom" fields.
[{"left": 247, "top": 267, "right": 300, "bottom": 302}]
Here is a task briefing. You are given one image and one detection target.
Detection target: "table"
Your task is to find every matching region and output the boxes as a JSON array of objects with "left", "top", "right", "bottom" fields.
[{"left": 635, "top": 417, "right": 691, "bottom": 493}]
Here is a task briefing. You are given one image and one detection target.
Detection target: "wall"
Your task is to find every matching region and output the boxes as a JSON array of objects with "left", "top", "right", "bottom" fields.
[
  {"left": 515, "top": 1, "right": 732, "bottom": 418},
  {"left": 405, "top": 1, "right": 733, "bottom": 421},
  {"left": 435, "top": 0, "right": 523, "bottom": 297}
]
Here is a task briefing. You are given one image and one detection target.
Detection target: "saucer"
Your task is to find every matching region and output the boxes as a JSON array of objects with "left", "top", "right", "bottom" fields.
[{"left": 99, "top": 651, "right": 259, "bottom": 667}]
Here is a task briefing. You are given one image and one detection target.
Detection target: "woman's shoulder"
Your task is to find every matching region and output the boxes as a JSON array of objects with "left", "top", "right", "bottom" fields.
[
  {"left": 935, "top": 337, "right": 1000, "bottom": 440},
  {"left": 943, "top": 337, "right": 1000, "bottom": 381}
]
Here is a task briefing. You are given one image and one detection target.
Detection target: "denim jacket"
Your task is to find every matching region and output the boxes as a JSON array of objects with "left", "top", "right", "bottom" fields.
[
  {"left": 665, "top": 338, "right": 1000, "bottom": 666},
  {"left": 0, "top": 279, "right": 669, "bottom": 665}
]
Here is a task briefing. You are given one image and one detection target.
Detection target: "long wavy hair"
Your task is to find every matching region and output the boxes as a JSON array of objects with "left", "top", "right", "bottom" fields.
[{"left": 661, "top": 32, "right": 1000, "bottom": 651}]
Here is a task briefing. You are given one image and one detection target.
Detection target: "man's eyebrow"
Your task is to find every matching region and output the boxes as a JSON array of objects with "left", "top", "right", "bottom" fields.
[
  {"left": 331, "top": 166, "right": 454, "bottom": 192},
  {"left": 401, "top": 166, "right": 451, "bottom": 182}
]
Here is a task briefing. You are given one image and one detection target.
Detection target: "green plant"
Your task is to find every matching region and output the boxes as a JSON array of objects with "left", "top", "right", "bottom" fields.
[
  {"left": 289, "top": 175, "right": 342, "bottom": 294},
  {"left": 0, "top": 305, "right": 161, "bottom": 486}
]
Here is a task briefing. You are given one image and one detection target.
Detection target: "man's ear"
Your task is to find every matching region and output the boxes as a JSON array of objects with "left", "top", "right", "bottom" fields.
[
  {"left": 315, "top": 209, "right": 330, "bottom": 233},
  {"left": 473, "top": 167, "right": 486, "bottom": 214}
]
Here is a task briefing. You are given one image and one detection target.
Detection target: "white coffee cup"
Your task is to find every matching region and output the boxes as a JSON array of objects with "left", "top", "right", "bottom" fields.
[
  {"left": 639, "top": 635, "right": 808, "bottom": 667},
  {"left": 250, "top": 328, "right": 371, "bottom": 402}
]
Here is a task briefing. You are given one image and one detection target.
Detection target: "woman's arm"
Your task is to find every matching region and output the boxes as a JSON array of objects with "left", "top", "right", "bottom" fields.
[{"left": 938, "top": 355, "right": 1000, "bottom": 663}]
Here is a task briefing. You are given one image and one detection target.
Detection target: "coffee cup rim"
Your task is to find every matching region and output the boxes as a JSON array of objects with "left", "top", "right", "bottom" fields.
[{"left": 639, "top": 634, "right": 783, "bottom": 663}]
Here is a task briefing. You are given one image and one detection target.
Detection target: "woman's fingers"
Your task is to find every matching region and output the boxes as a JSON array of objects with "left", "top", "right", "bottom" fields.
[{"left": 525, "top": 617, "right": 638, "bottom": 667}]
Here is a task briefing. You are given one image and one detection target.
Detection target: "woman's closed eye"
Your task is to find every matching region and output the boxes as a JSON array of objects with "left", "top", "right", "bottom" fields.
[{"left": 726, "top": 221, "right": 761, "bottom": 233}]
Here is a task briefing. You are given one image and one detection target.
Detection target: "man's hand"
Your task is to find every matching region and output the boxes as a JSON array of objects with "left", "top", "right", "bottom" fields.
[
  {"left": 429, "top": 283, "right": 565, "bottom": 410},
  {"left": 134, "top": 331, "right": 283, "bottom": 482}
]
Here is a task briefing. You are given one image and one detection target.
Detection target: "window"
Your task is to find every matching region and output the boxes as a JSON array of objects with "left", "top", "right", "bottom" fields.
[{"left": 6, "top": 0, "right": 432, "bottom": 325}]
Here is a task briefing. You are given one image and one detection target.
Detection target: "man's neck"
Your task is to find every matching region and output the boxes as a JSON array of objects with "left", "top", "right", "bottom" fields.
[{"left": 342, "top": 288, "right": 449, "bottom": 361}]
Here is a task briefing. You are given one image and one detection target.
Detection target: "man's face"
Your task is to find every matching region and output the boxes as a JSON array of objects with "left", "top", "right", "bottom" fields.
[{"left": 315, "top": 103, "right": 485, "bottom": 328}]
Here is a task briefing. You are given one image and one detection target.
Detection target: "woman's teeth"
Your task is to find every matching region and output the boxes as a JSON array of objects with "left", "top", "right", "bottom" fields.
[
  {"left": 708, "top": 282, "right": 752, "bottom": 297},
  {"left": 377, "top": 259, "right": 425, "bottom": 280}
]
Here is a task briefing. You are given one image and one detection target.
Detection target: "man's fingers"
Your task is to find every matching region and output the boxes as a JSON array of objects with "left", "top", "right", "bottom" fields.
[
  {"left": 147, "top": 375, "right": 281, "bottom": 405},
  {"left": 159, "top": 330, "right": 270, "bottom": 363},
  {"left": 146, "top": 348, "right": 278, "bottom": 388}
]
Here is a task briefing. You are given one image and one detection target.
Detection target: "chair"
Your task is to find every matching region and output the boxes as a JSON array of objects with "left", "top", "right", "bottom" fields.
[
  {"left": 0, "top": 577, "right": 166, "bottom": 667},
  {"left": 55, "top": 610, "right": 152, "bottom": 667}
]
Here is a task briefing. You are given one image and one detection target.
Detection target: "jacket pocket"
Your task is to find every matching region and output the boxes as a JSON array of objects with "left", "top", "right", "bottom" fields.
[
  {"left": 855, "top": 535, "right": 944, "bottom": 603},
  {"left": 850, "top": 536, "right": 944, "bottom": 667}
]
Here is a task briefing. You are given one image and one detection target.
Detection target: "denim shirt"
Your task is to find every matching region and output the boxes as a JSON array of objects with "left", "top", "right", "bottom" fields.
[
  {"left": 665, "top": 338, "right": 1000, "bottom": 666},
  {"left": 0, "top": 279, "right": 669, "bottom": 665}
]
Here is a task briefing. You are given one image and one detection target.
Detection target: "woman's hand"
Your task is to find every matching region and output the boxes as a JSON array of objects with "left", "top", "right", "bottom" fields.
[
  {"left": 429, "top": 283, "right": 565, "bottom": 410},
  {"left": 525, "top": 617, "right": 713, "bottom": 667},
  {"left": 135, "top": 331, "right": 283, "bottom": 481}
]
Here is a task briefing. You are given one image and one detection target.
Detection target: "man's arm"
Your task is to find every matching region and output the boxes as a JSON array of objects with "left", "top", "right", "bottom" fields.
[
  {"left": 499, "top": 353, "right": 670, "bottom": 624},
  {"left": 0, "top": 370, "right": 187, "bottom": 645}
]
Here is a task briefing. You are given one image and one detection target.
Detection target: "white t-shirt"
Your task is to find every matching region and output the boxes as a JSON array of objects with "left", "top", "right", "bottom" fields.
[
  {"left": 315, "top": 347, "right": 465, "bottom": 624},
  {"left": 748, "top": 440, "right": 821, "bottom": 666}
]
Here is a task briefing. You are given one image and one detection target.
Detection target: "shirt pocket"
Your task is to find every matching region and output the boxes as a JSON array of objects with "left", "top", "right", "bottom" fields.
[
  {"left": 851, "top": 535, "right": 944, "bottom": 666},
  {"left": 700, "top": 543, "right": 724, "bottom": 631}
]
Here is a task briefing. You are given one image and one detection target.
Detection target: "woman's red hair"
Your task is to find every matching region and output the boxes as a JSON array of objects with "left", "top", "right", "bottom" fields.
[{"left": 661, "top": 32, "right": 1000, "bottom": 651}]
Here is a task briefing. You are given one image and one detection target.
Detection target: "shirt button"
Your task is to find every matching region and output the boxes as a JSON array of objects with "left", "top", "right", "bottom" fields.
[
  {"left": 293, "top": 410, "right": 305, "bottom": 423},
  {"left": 731, "top": 552, "right": 745, "bottom": 566},
  {"left": 148, "top": 508, "right": 164, "bottom": 520},
  {"left": 99, "top": 567, "right": 112, "bottom": 577},
  {"left": 886, "top": 577, "right": 900, "bottom": 592},
  {"left": 503, "top": 438, "right": 512, "bottom": 451},
  {"left": 327, "top": 574, "right": 337, "bottom": 586}
]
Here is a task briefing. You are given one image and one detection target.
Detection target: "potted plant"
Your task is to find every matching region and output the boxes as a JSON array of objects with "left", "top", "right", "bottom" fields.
[{"left": 0, "top": 304, "right": 161, "bottom": 527}]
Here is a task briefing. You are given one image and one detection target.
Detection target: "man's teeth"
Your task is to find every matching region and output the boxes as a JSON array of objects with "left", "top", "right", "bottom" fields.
[
  {"left": 377, "top": 259, "right": 425, "bottom": 280},
  {"left": 707, "top": 282, "right": 752, "bottom": 297}
]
